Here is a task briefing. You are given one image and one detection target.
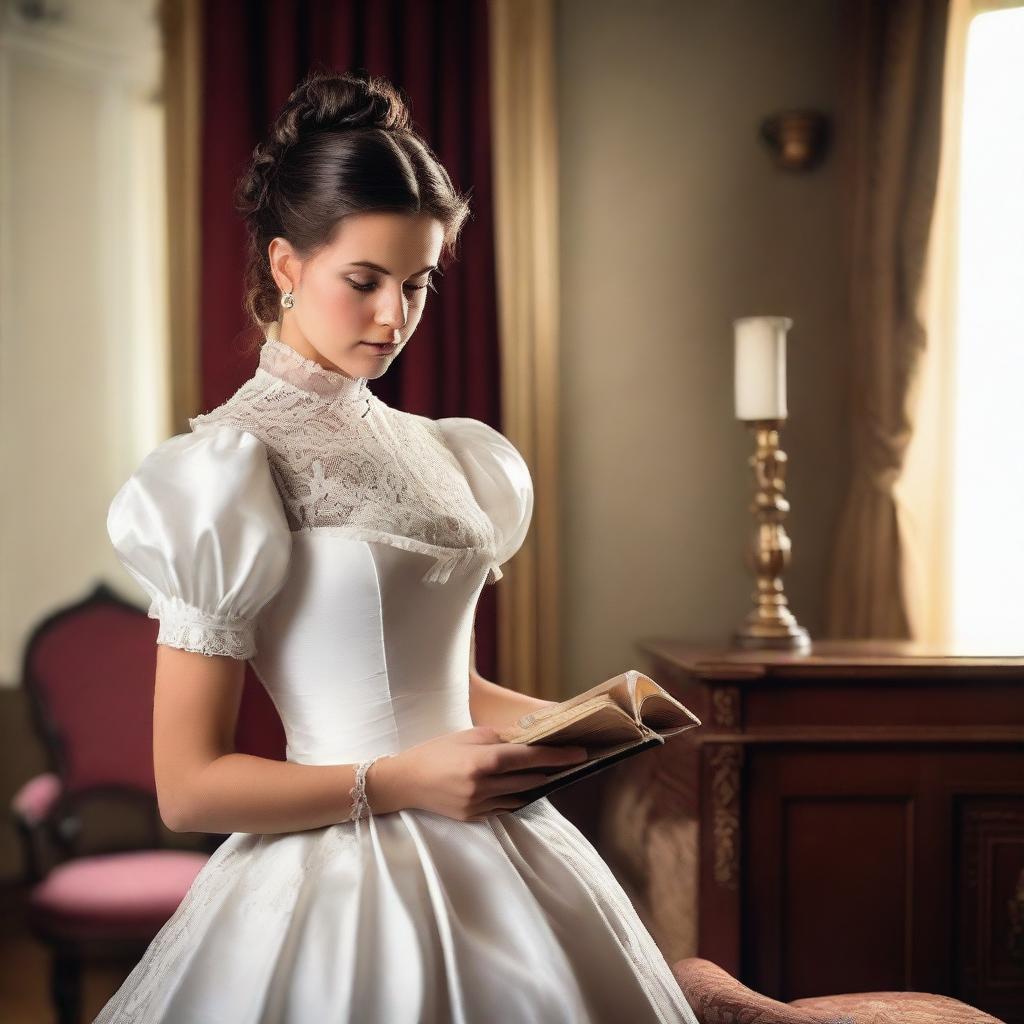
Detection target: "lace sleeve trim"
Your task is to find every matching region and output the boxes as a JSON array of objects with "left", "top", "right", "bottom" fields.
[{"left": 151, "top": 595, "right": 257, "bottom": 660}]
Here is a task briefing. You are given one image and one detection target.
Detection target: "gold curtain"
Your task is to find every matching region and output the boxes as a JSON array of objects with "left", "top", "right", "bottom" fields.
[
  {"left": 824, "top": 0, "right": 950, "bottom": 639},
  {"left": 159, "top": 0, "right": 202, "bottom": 435},
  {"left": 488, "top": 0, "right": 562, "bottom": 700}
]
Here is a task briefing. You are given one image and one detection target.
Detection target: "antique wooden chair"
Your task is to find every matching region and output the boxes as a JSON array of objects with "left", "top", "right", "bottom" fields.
[{"left": 11, "top": 583, "right": 219, "bottom": 1023}]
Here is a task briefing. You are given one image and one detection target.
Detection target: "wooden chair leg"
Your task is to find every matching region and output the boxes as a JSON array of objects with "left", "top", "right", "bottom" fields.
[{"left": 51, "top": 950, "right": 82, "bottom": 1024}]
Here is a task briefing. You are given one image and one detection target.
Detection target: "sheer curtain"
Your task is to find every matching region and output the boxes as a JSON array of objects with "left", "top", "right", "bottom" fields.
[
  {"left": 824, "top": 0, "right": 949, "bottom": 640},
  {"left": 896, "top": 0, "right": 1023, "bottom": 648}
]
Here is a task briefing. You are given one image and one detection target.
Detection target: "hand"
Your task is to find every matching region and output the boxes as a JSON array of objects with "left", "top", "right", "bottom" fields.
[{"left": 382, "top": 725, "right": 589, "bottom": 822}]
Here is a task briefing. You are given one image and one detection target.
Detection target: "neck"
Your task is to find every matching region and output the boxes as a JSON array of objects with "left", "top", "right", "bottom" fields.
[
  {"left": 276, "top": 318, "right": 358, "bottom": 380},
  {"left": 260, "top": 320, "right": 371, "bottom": 403}
]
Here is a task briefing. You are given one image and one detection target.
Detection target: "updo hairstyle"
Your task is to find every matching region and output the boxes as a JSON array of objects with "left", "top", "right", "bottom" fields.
[{"left": 235, "top": 67, "right": 472, "bottom": 330}]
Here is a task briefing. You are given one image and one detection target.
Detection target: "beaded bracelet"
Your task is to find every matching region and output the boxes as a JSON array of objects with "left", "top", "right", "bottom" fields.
[{"left": 348, "top": 753, "right": 395, "bottom": 841}]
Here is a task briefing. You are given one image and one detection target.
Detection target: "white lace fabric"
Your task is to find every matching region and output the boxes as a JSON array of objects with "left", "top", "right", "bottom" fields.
[
  {"left": 189, "top": 323, "right": 502, "bottom": 588},
  {"left": 154, "top": 594, "right": 257, "bottom": 660}
]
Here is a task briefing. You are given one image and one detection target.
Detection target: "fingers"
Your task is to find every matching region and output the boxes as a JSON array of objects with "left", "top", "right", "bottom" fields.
[
  {"left": 492, "top": 742, "right": 588, "bottom": 772},
  {"left": 476, "top": 771, "right": 554, "bottom": 799},
  {"left": 465, "top": 749, "right": 591, "bottom": 818},
  {"left": 469, "top": 795, "right": 533, "bottom": 819}
]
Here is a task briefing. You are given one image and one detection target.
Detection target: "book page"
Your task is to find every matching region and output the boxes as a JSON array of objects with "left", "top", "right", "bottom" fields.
[
  {"left": 501, "top": 669, "right": 700, "bottom": 746},
  {"left": 508, "top": 673, "right": 634, "bottom": 733},
  {"left": 524, "top": 704, "right": 643, "bottom": 746},
  {"left": 632, "top": 673, "right": 702, "bottom": 735},
  {"left": 499, "top": 699, "right": 641, "bottom": 746}
]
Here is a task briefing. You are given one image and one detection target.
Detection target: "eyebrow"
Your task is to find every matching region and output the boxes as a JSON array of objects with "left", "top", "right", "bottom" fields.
[{"left": 348, "top": 261, "right": 439, "bottom": 277}]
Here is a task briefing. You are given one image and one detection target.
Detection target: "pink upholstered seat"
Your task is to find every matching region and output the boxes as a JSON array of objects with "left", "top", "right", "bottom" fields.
[
  {"left": 28, "top": 849, "right": 209, "bottom": 941},
  {"left": 672, "top": 956, "right": 1005, "bottom": 1024}
]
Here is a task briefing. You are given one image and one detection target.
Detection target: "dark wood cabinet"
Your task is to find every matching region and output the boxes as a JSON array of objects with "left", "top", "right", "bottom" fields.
[{"left": 616, "top": 639, "right": 1024, "bottom": 1021}]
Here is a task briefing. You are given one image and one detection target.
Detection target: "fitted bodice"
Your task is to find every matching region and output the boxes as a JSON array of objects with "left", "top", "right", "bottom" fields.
[{"left": 252, "top": 535, "right": 482, "bottom": 765}]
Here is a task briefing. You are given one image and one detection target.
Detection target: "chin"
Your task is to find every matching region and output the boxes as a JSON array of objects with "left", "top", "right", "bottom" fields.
[
  {"left": 360, "top": 354, "right": 396, "bottom": 377},
  {"left": 357, "top": 345, "right": 401, "bottom": 367}
]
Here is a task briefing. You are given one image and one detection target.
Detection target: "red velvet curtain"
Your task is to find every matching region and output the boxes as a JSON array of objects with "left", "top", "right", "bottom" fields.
[{"left": 199, "top": 0, "right": 503, "bottom": 735}]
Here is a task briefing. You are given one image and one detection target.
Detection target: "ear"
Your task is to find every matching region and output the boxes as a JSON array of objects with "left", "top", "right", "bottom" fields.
[{"left": 268, "top": 237, "right": 299, "bottom": 293}]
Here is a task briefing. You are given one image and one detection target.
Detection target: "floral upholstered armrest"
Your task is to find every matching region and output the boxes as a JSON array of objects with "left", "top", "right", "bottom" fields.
[{"left": 671, "top": 958, "right": 854, "bottom": 1024}]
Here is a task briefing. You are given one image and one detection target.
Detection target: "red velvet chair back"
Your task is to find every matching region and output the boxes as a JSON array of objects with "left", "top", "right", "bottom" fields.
[
  {"left": 22, "top": 581, "right": 286, "bottom": 850},
  {"left": 23, "top": 584, "right": 160, "bottom": 801}
]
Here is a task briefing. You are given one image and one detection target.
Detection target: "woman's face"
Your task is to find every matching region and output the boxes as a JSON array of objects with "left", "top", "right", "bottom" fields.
[{"left": 269, "top": 211, "right": 445, "bottom": 380}]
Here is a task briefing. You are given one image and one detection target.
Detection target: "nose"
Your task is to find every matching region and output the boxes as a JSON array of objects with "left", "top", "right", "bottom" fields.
[{"left": 374, "top": 283, "right": 409, "bottom": 335}]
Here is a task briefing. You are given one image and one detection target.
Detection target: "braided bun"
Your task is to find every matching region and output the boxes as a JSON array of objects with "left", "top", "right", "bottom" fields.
[{"left": 235, "top": 68, "right": 470, "bottom": 329}]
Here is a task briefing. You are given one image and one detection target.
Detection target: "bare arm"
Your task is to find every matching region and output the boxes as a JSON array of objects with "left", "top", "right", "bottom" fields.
[
  {"left": 154, "top": 645, "right": 403, "bottom": 835},
  {"left": 467, "top": 627, "right": 557, "bottom": 729},
  {"left": 155, "top": 634, "right": 578, "bottom": 835}
]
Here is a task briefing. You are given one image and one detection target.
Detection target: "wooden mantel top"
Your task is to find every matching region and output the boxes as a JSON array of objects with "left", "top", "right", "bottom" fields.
[{"left": 635, "top": 636, "right": 1024, "bottom": 681}]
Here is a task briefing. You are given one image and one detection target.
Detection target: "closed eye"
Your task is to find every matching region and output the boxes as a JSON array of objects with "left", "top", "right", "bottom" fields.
[{"left": 348, "top": 279, "right": 437, "bottom": 295}]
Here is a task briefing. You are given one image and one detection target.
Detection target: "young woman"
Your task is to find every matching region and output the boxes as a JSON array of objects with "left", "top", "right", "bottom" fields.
[{"left": 97, "top": 69, "right": 699, "bottom": 1024}]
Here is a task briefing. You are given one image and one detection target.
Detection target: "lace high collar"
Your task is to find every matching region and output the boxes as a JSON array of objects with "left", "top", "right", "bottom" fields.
[{"left": 259, "top": 321, "right": 372, "bottom": 403}]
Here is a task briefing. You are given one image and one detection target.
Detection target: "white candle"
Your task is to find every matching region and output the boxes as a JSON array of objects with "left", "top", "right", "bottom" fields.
[{"left": 733, "top": 315, "right": 791, "bottom": 420}]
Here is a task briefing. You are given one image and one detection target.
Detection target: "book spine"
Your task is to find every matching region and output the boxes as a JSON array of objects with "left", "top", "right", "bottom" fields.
[{"left": 514, "top": 735, "right": 665, "bottom": 806}]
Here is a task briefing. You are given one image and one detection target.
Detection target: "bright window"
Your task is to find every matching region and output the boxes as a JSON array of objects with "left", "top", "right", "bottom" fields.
[{"left": 951, "top": 6, "right": 1024, "bottom": 647}]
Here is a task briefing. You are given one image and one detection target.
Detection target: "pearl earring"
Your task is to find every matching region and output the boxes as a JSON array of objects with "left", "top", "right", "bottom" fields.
[{"left": 281, "top": 290, "right": 295, "bottom": 310}]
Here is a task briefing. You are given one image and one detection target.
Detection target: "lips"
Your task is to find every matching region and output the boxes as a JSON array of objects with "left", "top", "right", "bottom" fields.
[{"left": 361, "top": 341, "right": 399, "bottom": 354}]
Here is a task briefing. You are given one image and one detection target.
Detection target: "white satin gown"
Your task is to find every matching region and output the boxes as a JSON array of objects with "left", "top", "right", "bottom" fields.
[{"left": 96, "top": 327, "right": 699, "bottom": 1024}]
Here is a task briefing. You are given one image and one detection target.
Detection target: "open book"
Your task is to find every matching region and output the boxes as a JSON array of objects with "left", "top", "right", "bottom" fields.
[{"left": 496, "top": 669, "right": 702, "bottom": 805}]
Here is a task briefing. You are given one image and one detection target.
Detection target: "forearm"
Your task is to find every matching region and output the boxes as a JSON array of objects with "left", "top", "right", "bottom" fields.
[
  {"left": 179, "top": 752, "right": 407, "bottom": 835},
  {"left": 466, "top": 626, "right": 556, "bottom": 728},
  {"left": 179, "top": 646, "right": 555, "bottom": 833},
  {"left": 469, "top": 671, "right": 556, "bottom": 729}
]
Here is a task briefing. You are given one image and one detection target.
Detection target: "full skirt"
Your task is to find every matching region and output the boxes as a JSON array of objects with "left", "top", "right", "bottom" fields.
[{"left": 93, "top": 797, "right": 699, "bottom": 1023}]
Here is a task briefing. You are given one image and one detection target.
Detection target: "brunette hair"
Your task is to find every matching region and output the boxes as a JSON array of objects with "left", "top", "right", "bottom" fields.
[{"left": 235, "top": 67, "right": 472, "bottom": 330}]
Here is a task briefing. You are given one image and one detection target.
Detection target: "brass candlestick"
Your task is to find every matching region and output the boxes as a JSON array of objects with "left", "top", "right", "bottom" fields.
[{"left": 733, "top": 419, "right": 811, "bottom": 651}]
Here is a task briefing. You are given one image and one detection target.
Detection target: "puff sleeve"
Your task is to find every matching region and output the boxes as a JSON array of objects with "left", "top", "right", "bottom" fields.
[
  {"left": 436, "top": 417, "right": 534, "bottom": 584},
  {"left": 106, "top": 426, "right": 292, "bottom": 659}
]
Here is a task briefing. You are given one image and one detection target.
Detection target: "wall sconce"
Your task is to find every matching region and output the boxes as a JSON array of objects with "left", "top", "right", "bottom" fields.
[{"left": 760, "top": 109, "right": 831, "bottom": 171}]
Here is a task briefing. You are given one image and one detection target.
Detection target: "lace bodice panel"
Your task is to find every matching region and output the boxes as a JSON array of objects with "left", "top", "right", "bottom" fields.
[{"left": 188, "top": 331, "right": 525, "bottom": 586}]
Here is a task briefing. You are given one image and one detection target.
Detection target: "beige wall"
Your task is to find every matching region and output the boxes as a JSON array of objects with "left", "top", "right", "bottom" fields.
[
  {"left": 0, "top": 0, "right": 166, "bottom": 880},
  {"left": 0, "top": 0, "right": 168, "bottom": 688},
  {"left": 555, "top": 0, "right": 849, "bottom": 695}
]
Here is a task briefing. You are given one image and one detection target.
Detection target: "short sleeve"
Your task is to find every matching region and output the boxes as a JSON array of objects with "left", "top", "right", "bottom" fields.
[
  {"left": 436, "top": 417, "right": 534, "bottom": 583},
  {"left": 106, "top": 426, "right": 292, "bottom": 659}
]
